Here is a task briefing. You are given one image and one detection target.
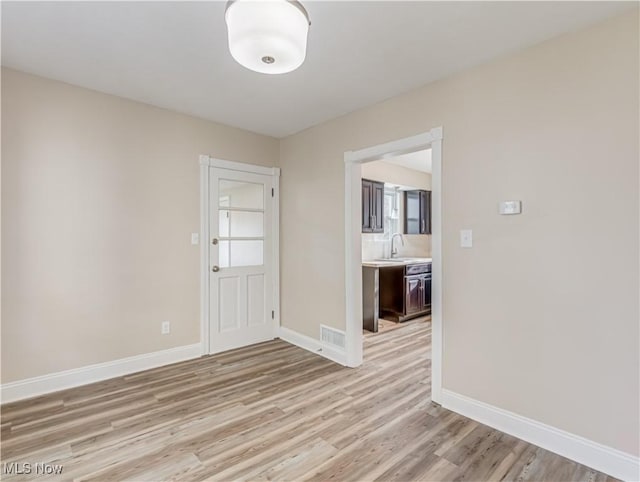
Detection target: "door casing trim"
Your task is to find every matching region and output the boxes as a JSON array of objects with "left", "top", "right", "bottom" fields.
[
  {"left": 343, "top": 127, "right": 443, "bottom": 403},
  {"left": 199, "top": 155, "right": 281, "bottom": 356}
]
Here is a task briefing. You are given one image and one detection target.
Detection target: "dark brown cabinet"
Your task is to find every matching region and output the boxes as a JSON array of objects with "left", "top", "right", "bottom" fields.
[
  {"left": 421, "top": 275, "right": 431, "bottom": 310},
  {"left": 380, "top": 262, "right": 432, "bottom": 322},
  {"left": 410, "top": 273, "right": 431, "bottom": 314},
  {"left": 362, "top": 179, "right": 384, "bottom": 233},
  {"left": 405, "top": 276, "right": 423, "bottom": 315},
  {"left": 404, "top": 190, "right": 431, "bottom": 235}
]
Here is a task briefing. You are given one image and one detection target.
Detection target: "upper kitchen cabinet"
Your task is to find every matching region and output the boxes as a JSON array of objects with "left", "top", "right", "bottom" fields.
[
  {"left": 362, "top": 179, "right": 385, "bottom": 233},
  {"left": 404, "top": 190, "right": 431, "bottom": 234}
]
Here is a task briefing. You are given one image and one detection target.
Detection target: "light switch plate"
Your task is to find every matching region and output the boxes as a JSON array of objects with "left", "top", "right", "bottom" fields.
[
  {"left": 460, "top": 229, "right": 473, "bottom": 248},
  {"left": 499, "top": 200, "right": 522, "bottom": 215},
  {"left": 191, "top": 233, "right": 199, "bottom": 245}
]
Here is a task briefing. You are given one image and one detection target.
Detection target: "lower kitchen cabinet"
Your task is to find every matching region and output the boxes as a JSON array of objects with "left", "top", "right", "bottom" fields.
[
  {"left": 405, "top": 276, "right": 423, "bottom": 315},
  {"left": 362, "top": 266, "right": 379, "bottom": 332},
  {"left": 380, "top": 263, "right": 431, "bottom": 322}
]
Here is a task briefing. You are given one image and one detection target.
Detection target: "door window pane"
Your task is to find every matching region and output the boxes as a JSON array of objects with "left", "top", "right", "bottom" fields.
[
  {"left": 219, "top": 240, "right": 263, "bottom": 268},
  {"left": 219, "top": 180, "right": 263, "bottom": 210},
  {"left": 219, "top": 210, "right": 264, "bottom": 238}
]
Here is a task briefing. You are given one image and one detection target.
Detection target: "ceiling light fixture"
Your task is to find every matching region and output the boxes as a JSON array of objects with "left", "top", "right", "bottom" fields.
[{"left": 225, "top": 0, "right": 311, "bottom": 75}]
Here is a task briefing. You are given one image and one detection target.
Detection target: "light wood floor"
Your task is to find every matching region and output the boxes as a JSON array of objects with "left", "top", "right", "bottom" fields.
[
  {"left": 1, "top": 321, "right": 616, "bottom": 481},
  {"left": 376, "top": 315, "right": 431, "bottom": 334}
]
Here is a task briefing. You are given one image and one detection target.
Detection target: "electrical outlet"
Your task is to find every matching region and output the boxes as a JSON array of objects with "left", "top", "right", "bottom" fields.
[{"left": 161, "top": 321, "right": 170, "bottom": 335}]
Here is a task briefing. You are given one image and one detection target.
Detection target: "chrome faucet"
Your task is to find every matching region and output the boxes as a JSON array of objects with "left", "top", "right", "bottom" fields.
[{"left": 390, "top": 233, "right": 405, "bottom": 258}]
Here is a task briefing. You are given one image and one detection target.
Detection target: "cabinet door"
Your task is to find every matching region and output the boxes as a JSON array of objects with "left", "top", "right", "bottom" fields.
[
  {"left": 372, "top": 181, "right": 385, "bottom": 233},
  {"left": 405, "top": 276, "right": 422, "bottom": 314},
  {"left": 420, "top": 191, "right": 432, "bottom": 235},
  {"left": 362, "top": 180, "right": 373, "bottom": 232},
  {"left": 404, "top": 191, "right": 421, "bottom": 234},
  {"left": 421, "top": 275, "right": 432, "bottom": 310},
  {"left": 406, "top": 190, "right": 432, "bottom": 234}
]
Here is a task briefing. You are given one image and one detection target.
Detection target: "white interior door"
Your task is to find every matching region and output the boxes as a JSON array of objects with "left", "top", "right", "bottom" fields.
[{"left": 209, "top": 167, "right": 274, "bottom": 353}]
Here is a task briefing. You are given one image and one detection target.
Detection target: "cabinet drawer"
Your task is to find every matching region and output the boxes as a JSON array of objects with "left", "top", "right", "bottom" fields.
[{"left": 405, "top": 263, "right": 431, "bottom": 275}]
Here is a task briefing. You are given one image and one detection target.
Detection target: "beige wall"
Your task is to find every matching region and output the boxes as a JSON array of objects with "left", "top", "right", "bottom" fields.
[
  {"left": 279, "top": 10, "right": 639, "bottom": 456},
  {"left": 361, "top": 160, "right": 432, "bottom": 260},
  {"left": 1, "top": 68, "right": 279, "bottom": 383},
  {"left": 361, "top": 160, "right": 432, "bottom": 189}
]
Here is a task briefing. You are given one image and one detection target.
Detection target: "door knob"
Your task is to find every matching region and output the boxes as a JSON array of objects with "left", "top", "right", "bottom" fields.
[{"left": 212, "top": 266, "right": 220, "bottom": 272}]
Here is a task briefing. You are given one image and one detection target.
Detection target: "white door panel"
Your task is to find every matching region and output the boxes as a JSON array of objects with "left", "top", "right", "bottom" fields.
[
  {"left": 209, "top": 167, "right": 274, "bottom": 353},
  {"left": 247, "top": 274, "right": 266, "bottom": 326},
  {"left": 218, "top": 276, "right": 240, "bottom": 332}
]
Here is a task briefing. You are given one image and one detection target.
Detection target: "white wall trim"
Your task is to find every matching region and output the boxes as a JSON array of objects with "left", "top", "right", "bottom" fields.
[
  {"left": 1, "top": 344, "right": 202, "bottom": 404},
  {"left": 199, "top": 155, "right": 275, "bottom": 176},
  {"left": 429, "top": 130, "right": 443, "bottom": 404},
  {"left": 343, "top": 127, "right": 443, "bottom": 403},
  {"left": 272, "top": 167, "right": 281, "bottom": 329},
  {"left": 344, "top": 130, "right": 441, "bottom": 164},
  {"left": 344, "top": 161, "right": 363, "bottom": 367},
  {"left": 277, "top": 326, "right": 348, "bottom": 366},
  {"left": 199, "top": 155, "right": 210, "bottom": 356},
  {"left": 441, "top": 389, "right": 640, "bottom": 481}
]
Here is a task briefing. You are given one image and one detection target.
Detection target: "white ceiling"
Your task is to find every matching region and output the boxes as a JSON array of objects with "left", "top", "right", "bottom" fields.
[
  {"left": 383, "top": 149, "right": 432, "bottom": 174},
  {"left": 2, "top": 1, "right": 634, "bottom": 138}
]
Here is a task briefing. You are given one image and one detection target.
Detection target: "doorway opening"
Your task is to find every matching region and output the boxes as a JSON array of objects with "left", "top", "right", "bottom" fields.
[{"left": 343, "top": 128, "right": 443, "bottom": 403}]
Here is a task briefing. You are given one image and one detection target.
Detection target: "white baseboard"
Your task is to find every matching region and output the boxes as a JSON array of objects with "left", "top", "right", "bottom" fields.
[
  {"left": 1, "top": 343, "right": 202, "bottom": 404},
  {"left": 277, "top": 326, "right": 347, "bottom": 366},
  {"left": 441, "top": 389, "right": 640, "bottom": 481}
]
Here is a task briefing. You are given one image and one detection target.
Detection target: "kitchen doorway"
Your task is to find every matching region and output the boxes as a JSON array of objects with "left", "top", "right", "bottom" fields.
[{"left": 343, "top": 128, "right": 443, "bottom": 404}]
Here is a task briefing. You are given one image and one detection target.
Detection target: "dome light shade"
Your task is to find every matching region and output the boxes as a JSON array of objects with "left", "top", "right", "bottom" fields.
[{"left": 225, "top": 0, "right": 310, "bottom": 74}]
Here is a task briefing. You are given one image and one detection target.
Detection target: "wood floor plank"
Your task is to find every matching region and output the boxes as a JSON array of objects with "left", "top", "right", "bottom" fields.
[
  {"left": 0, "top": 319, "right": 618, "bottom": 481},
  {"left": 250, "top": 438, "right": 338, "bottom": 482}
]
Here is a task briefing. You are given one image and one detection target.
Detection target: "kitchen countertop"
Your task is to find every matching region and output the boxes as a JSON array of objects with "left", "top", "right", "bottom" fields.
[{"left": 362, "top": 257, "right": 432, "bottom": 268}]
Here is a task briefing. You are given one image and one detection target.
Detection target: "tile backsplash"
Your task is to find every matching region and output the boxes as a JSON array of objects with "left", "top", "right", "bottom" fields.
[{"left": 362, "top": 233, "right": 431, "bottom": 260}]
